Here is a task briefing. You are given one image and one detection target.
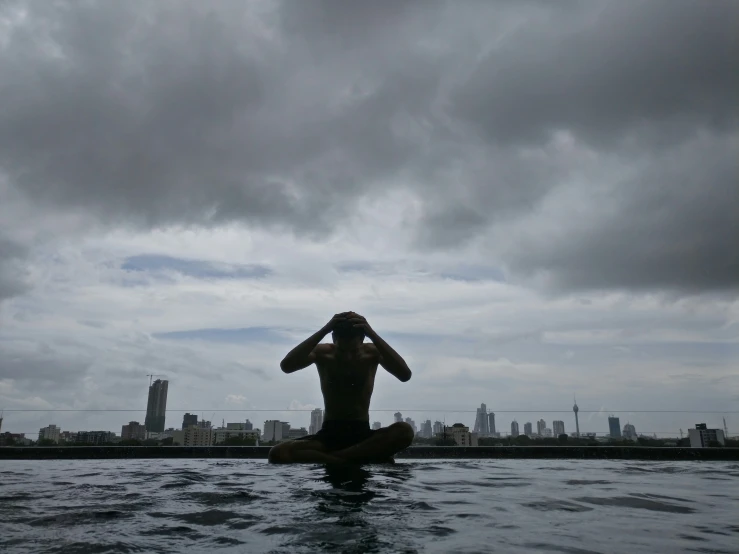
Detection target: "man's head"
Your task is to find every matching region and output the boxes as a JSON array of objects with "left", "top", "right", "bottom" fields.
[{"left": 332, "top": 320, "right": 365, "bottom": 349}]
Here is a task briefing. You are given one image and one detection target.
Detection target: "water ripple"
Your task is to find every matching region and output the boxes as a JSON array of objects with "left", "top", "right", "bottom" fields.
[{"left": 0, "top": 459, "right": 735, "bottom": 553}]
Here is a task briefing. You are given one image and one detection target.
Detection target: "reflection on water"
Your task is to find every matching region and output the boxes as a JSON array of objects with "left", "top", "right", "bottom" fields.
[{"left": 1, "top": 459, "right": 738, "bottom": 553}]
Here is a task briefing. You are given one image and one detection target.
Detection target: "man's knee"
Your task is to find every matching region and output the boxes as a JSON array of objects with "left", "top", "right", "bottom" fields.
[
  {"left": 268, "top": 443, "right": 291, "bottom": 464},
  {"left": 390, "top": 422, "right": 415, "bottom": 446}
]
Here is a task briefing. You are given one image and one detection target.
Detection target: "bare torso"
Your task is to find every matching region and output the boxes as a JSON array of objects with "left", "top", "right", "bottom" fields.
[{"left": 314, "top": 343, "right": 380, "bottom": 422}]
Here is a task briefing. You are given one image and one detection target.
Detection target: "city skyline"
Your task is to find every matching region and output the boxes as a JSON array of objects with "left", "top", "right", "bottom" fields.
[{"left": 0, "top": 375, "right": 733, "bottom": 440}]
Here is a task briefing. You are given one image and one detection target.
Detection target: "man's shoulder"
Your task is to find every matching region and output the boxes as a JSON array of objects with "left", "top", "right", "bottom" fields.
[
  {"left": 313, "top": 343, "right": 335, "bottom": 356},
  {"left": 362, "top": 342, "right": 381, "bottom": 358}
]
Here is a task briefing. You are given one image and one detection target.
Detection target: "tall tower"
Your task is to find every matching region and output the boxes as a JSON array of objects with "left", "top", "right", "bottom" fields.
[
  {"left": 474, "top": 404, "right": 489, "bottom": 435},
  {"left": 309, "top": 408, "right": 324, "bottom": 435},
  {"left": 510, "top": 420, "right": 519, "bottom": 437},
  {"left": 488, "top": 412, "right": 496, "bottom": 436},
  {"left": 145, "top": 379, "right": 169, "bottom": 433},
  {"left": 573, "top": 396, "right": 580, "bottom": 438}
]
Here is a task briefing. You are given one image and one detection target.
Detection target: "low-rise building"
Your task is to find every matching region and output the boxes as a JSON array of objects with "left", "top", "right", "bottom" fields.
[
  {"left": 213, "top": 428, "right": 261, "bottom": 444},
  {"left": 688, "top": 424, "right": 725, "bottom": 448},
  {"left": 263, "top": 420, "right": 291, "bottom": 442},
  {"left": 437, "top": 423, "right": 478, "bottom": 446},
  {"left": 75, "top": 431, "right": 115, "bottom": 445},
  {"left": 121, "top": 421, "right": 147, "bottom": 441},
  {"left": 287, "top": 428, "right": 308, "bottom": 439}
]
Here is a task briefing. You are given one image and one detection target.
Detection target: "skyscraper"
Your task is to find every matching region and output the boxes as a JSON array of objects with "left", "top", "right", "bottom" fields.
[
  {"left": 474, "top": 403, "right": 490, "bottom": 435},
  {"left": 182, "top": 413, "right": 198, "bottom": 429},
  {"left": 433, "top": 421, "right": 443, "bottom": 436},
  {"left": 573, "top": 397, "right": 580, "bottom": 438},
  {"left": 309, "top": 408, "right": 324, "bottom": 435},
  {"left": 488, "top": 412, "right": 496, "bottom": 436},
  {"left": 608, "top": 416, "right": 621, "bottom": 438},
  {"left": 422, "top": 420, "right": 432, "bottom": 438},
  {"left": 394, "top": 412, "right": 403, "bottom": 423},
  {"left": 536, "top": 419, "right": 546, "bottom": 436},
  {"left": 623, "top": 423, "right": 637, "bottom": 440},
  {"left": 244, "top": 419, "right": 253, "bottom": 431},
  {"left": 511, "top": 420, "right": 519, "bottom": 437},
  {"left": 552, "top": 420, "right": 566, "bottom": 436},
  {"left": 145, "top": 379, "right": 168, "bottom": 433},
  {"left": 405, "top": 417, "right": 417, "bottom": 434},
  {"left": 524, "top": 422, "right": 533, "bottom": 437}
]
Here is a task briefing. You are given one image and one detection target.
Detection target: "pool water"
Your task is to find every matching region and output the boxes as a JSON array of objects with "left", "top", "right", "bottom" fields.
[{"left": 1, "top": 459, "right": 737, "bottom": 553}]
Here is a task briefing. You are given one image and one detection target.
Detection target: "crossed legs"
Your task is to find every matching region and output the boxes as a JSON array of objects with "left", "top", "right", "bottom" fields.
[{"left": 268, "top": 422, "right": 414, "bottom": 464}]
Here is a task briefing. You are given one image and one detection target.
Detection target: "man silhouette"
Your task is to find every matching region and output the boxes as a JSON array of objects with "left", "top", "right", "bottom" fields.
[{"left": 269, "top": 312, "right": 413, "bottom": 464}]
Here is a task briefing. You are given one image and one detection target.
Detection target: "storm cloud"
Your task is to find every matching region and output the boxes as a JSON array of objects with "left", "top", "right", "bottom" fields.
[
  {"left": 0, "top": 1, "right": 737, "bottom": 436},
  {"left": 1, "top": 0, "right": 736, "bottom": 293}
]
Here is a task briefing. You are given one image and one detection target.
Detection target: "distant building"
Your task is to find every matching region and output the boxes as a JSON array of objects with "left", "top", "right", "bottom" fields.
[
  {"left": 421, "top": 419, "right": 432, "bottom": 438},
  {"left": 536, "top": 419, "right": 546, "bottom": 436},
  {"left": 59, "top": 431, "right": 77, "bottom": 444},
  {"left": 213, "top": 427, "right": 260, "bottom": 444},
  {"left": 244, "top": 419, "right": 253, "bottom": 431},
  {"left": 182, "top": 413, "right": 198, "bottom": 429},
  {"left": 440, "top": 423, "right": 478, "bottom": 446},
  {"left": 226, "top": 422, "right": 246, "bottom": 430},
  {"left": 524, "top": 422, "right": 533, "bottom": 437},
  {"left": 309, "top": 409, "right": 324, "bottom": 435},
  {"left": 511, "top": 421, "right": 520, "bottom": 437},
  {"left": 38, "top": 424, "right": 61, "bottom": 444},
  {"left": 178, "top": 426, "right": 213, "bottom": 446},
  {"left": 608, "top": 416, "right": 621, "bottom": 438},
  {"left": 145, "top": 379, "right": 168, "bottom": 433},
  {"left": 372, "top": 421, "right": 382, "bottom": 430},
  {"left": 394, "top": 412, "right": 403, "bottom": 423},
  {"left": 405, "top": 417, "right": 417, "bottom": 434},
  {"left": 76, "top": 431, "right": 115, "bottom": 445},
  {"left": 488, "top": 412, "right": 496, "bottom": 436},
  {"left": 121, "top": 421, "right": 146, "bottom": 441},
  {"left": 542, "top": 428, "right": 552, "bottom": 437},
  {"left": 263, "top": 420, "right": 291, "bottom": 442},
  {"left": 433, "top": 421, "right": 443, "bottom": 435},
  {"left": 552, "top": 420, "right": 566, "bottom": 436},
  {"left": 198, "top": 420, "right": 212, "bottom": 429},
  {"left": 288, "top": 428, "right": 308, "bottom": 439},
  {"left": 688, "top": 424, "right": 725, "bottom": 448},
  {"left": 0, "top": 432, "right": 30, "bottom": 446},
  {"left": 474, "top": 404, "right": 490, "bottom": 435},
  {"left": 623, "top": 423, "right": 637, "bottom": 440},
  {"left": 573, "top": 399, "right": 580, "bottom": 437}
]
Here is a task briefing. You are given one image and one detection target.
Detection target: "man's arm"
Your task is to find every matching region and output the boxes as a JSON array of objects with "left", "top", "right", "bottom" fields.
[
  {"left": 279, "top": 313, "right": 346, "bottom": 373},
  {"left": 369, "top": 332, "right": 412, "bottom": 382},
  {"left": 279, "top": 329, "right": 328, "bottom": 373},
  {"left": 348, "top": 314, "right": 412, "bottom": 382}
]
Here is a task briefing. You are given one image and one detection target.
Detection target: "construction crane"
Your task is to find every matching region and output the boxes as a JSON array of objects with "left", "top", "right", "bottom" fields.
[{"left": 146, "top": 374, "right": 165, "bottom": 387}]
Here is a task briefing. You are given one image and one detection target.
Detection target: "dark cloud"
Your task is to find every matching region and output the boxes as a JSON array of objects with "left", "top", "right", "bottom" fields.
[
  {"left": 0, "top": 236, "right": 29, "bottom": 302},
  {"left": 153, "top": 327, "right": 287, "bottom": 345},
  {"left": 122, "top": 255, "right": 271, "bottom": 279},
  {"left": 0, "top": 0, "right": 736, "bottom": 293}
]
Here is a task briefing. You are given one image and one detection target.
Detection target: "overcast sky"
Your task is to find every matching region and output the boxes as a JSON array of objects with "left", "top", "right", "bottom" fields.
[{"left": 1, "top": 0, "right": 737, "bottom": 439}]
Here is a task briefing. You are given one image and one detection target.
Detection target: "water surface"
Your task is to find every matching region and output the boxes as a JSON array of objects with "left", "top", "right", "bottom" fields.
[{"left": 1, "top": 459, "right": 737, "bottom": 553}]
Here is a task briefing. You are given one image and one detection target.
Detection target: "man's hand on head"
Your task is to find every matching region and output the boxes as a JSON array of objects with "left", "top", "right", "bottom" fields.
[{"left": 347, "top": 313, "right": 375, "bottom": 337}]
